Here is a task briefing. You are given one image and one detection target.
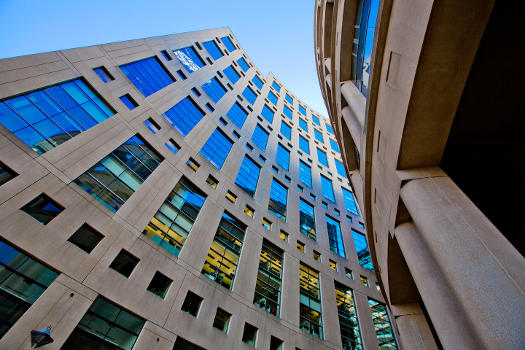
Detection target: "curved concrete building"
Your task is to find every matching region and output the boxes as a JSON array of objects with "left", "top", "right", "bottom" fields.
[{"left": 314, "top": 0, "right": 525, "bottom": 349}]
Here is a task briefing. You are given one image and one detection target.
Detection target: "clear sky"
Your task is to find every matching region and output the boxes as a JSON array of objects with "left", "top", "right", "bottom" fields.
[{"left": 0, "top": 0, "right": 328, "bottom": 117}]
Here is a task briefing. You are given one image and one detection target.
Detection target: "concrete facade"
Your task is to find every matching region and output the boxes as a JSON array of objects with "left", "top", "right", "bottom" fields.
[
  {"left": 0, "top": 28, "right": 390, "bottom": 350},
  {"left": 314, "top": 0, "right": 525, "bottom": 349}
]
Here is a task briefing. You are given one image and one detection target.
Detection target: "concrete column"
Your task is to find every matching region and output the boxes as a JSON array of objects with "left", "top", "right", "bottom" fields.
[
  {"left": 400, "top": 175, "right": 525, "bottom": 350},
  {"left": 395, "top": 222, "right": 480, "bottom": 349},
  {"left": 390, "top": 303, "right": 438, "bottom": 350}
]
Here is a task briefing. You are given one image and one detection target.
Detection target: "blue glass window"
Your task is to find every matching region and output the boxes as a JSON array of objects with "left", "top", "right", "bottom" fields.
[
  {"left": 201, "top": 77, "right": 227, "bottom": 103},
  {"left": 203, "top": 40, "right": 224, "bottom": 60},
  {"left": 280, "top": 121, "right": 291, "bottom": 140},
  {"left": 342, "top": 188, "right": 359, "bottom": 215},
  {"left": 299, "top": 160, "right": 312, "bottom": 187},
  {"left": 353, "top": 0, "right": 380, "bottom": 96},
  {"left": 261, "top": 105, "right": 274, "bottom": 123},
  {"left": 275, "top": 144, "right": 290, "bottom": 171},
  {"left": 163, "top": 96, "right": 205, "bottom": 136},
  {"left": 224, "top": 66, "right": 240, "bottom": 84},
  {"left": 272, "top": 81, "right": 281, "bottom": 92},
  {"left": 317, "top": 148, "right": 329, "bottom": 167},
  {"left": 221, "top": 36, "right": 236, "bottom": 52},
  {"left": 312, "top": 115, "right": 320, "bottom": 125},
  {"left": 0, "top": 241, "right": 59, "bottom": 338},
  {"left": 237, "top": 58, "right": 249, "bottom": 72},
  {"left": 143, "top": 177, "right": 207, "bottom": 256},
  {"left": 283, "top": 105, "right": 293, "bottom": 119},
  {"left": 173, "top": 46, "right": 205, "bottom": 73},
  {"left": 252, "top": 75, "right": 264, "bottom": 89},
  {"left": 267, "top": 91, "right": 278, "bottom": 105},
  {"left": 94, "top": 67, "right": 112, "bottom": 83},
  {"left": 326, "top": 123, "right": 335, "bottom": 134},
  {"left": 251, "top": 125, "right": 269, "bottom": 150},
  {"left": 235, "top": 156, "right": 261, "bottom": 196},
  {"left": 0, "top": 79, "right": 114, "bottom": 155},
  {"left": 242, "top": 86, "right": 257, "bottom": 104},
  {"left": 299, "top": 135, "right": 310, "bottom": 154},
  {"left": 120, "top": 57, "right": 174, "bottom": 97},
  {"left": 299, "top": 199, "right": 316, "bottom": 239},
  {"left": 299, "top": 118, "right": 308, "bottom": 132},
  {"left": 330, "top": 139, "right": 340, "bottom": 152},
  {"left": 321, "top": 175, "right": 335, "bottom": 202},
  {"left": 285, "top": 94, "right": 293, "bottom": 104},
  {"left": 200, "top": 128, "right": 233, "bottom": 169},
  {"left": 74, "top": 135, "right": 163, "bottom": 212},
  {"left": 226, "top": 102, "right": 248, "bottom": 128},
  {"left": 335, "top": 160, "right": 347, "bottom": 178},
  {"left": 299, "top": 105, "right": 306, "bottom": 115},
  {"left": 352, "top": 229, "right": 374, "bottom": 271},
  {"left": 268, "top": 179, "right": 288, "bottom": 221},
  {"left": 326, "top": 215, "right": 346, "bottom": 257},
  {"left": 314, "top": 129, "right": 324, "bottom": 143},
  {"left": 119, "top": 94, "right": 137, "bottom": 110}
]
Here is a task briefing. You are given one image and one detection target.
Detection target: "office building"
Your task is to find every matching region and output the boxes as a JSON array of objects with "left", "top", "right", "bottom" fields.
[{"left": 0, "top": 28, "right": 396, "bottom": 349}]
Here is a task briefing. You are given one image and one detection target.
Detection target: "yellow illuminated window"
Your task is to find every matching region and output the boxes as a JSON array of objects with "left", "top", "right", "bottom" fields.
[
  {"left": 329, "top": 259, "right": 337, "bottom": 271},
  {"left": 225, "top": 191, "right": 237, "bottom": 203},
  {"left": 313, "top": 250, "right": 321, "bottom": 261},
  {"left": 360, "top": 276, "right": 368, "bottom": 287},
  {"left": 187, "top": 157, "right": 200, "bottom": 171},
  {"left": 297, "top": 241, "right": 305, "bottom": 253},
  {"left": 206, "top": 175, "right": 219, "bottom": 188},
  {"left": 244, "top": 205, "right": 254, "bottom": 217},
  {"left": 262, "top": 218, "right": 272, "bottom": 230},
  {"left": 280, "top": 230, "right": 288, "bottom": 241}
]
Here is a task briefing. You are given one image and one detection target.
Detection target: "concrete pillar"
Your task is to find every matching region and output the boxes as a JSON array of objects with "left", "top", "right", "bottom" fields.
[
  {"left": 390, "top": 303, "right": 438, "bottom": 350},
  {"left": 400, "top": 175, "right": 525, "bottom": 350}
]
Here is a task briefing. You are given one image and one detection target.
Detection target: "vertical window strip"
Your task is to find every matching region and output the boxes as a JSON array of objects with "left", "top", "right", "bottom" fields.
[
  {"left": 299, "top": 161, "right": 312, "bottom": 187},
  {"left": 326, "top": 215, "right": 346, "bottom": 257},
  {"left": 235, "top": 156, "right": 261, "bottom": 196},
  {"left": 143, "top": 177, "right": 206, "bottom": 256},
  {"left": 173, "top": 46, "right": 205, "bottom": 73},
  {"left": 299, "top": 263, "right": 323, "bottom": 338},
  {"left": 163, "top": 96, "right": 205, "bottom": 137},
  {"left": 268, "top": 179, "right": 288, "bottom": 221},
  {"left": 335, "top": 282, "right": 363, "bottom": 350},
  {"left": 201, "top": 77, "right": 227, "bottom": 103},
  {"left": 200, "top": 129, "right": 233, "bottom": 169},
  {"left": 299, "top": 199, "right": 316, "bottom": 240},
  {"left": 275, "top": 144, "right": 290, "bottom": 171},
  {"left": 251, "top": 125, "right": 269, "bottom": 150},
  {"left": 352, "top": 229, "right": 374, "bottom": 271},
  {"left": 321, "top": 175, "right": 335, "bottom": 202},
  {"left": 342, "top": 188, "right": 359, "bottom": 215},
  {"left": 368, "top": 299, "right": 398, "bottom": 350},
  {"left": 254, "top": 240, "right": 283, "bottom": 316},
  {"left": 226, "top": 102, "right": 249, "bottom": 128}
]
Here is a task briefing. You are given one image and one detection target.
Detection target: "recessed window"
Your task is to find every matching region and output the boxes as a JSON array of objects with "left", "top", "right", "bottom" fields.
[
  {"left": 119, "top": 94, "right": 138, "bottom": 110},
  {"left": 225, "top": 191, "right": 237, "bottom": 203},
  {"left": 297, "top": 185, "right": 303, "bottom": 192},
  {"left": 21, "top": 194, "right": 64, "bottom": 225},
  {"left": 67, "top": 224, "right": 104, "bottom": 253},
  {"left": 173, "top": 46, "right": 205, "bottom": 73},
  {"left": 313, "top": 250, "right": 321, "bottom": 261},
  {"left": 297, "top": 241, "right": 305, "bottom": 253},
  {"left": 244, "top": 205, "right": 254, "bottom": 217},
  {"left": 221, "top": 36, "right": 237, "bottom": 52},
  {"left": 93, "top": 66, "right": 114, "bottom": 83},
  {"left": 173, "top": 337, "right": 205, "bottom": 350},
  {"left": 144, "top": 118, "right": 160, "bottom": 134},
  {"left": 165, "top": 139, "right": 180, "bottom": 154},
  {"left": 161, "top": 50, "right": 172, "bottom": 61},
  {"left": 206, "top": 175, "right": 219, "bottom": 189},
  {"left": 270, "top": 336, "right": 283, "bottom": 350},
  {"left": 345, "top": 268, "right": 353, "bottom": 279},
  {"left": 213, "top": 308, "right": 231, "bottom": 332},
  {"left": 242, "top": 323, "right": 258, "bottom": 347},
  {"left": 147, "top": 271, "right": 172, "bottom": 298},
  {"left": 191, "top": 87, "right": 202, "bottom": 97},
  {"left": 109, "top": 249, "right": 139, "bottom": 278},
  {"left": 376, "top": 283, "right": 382, "bottom": 292},
  {"left": 0, "top": 162, "right": 17, "bottom": 186},
  {"left": 272, "top": 166, "right": 278, "bottom": 174},
  {"left": 359, "top": 222, "right": 365, "bottom": 229},
  {"left": 120, "top": 57, "right": 174, "bottom": 97},
  {"left": 322, "top": 201, "right": 328, "bottom": 209},
  {"left": 280, "top": 230, "right": 289, "bottom": 241},
  {"left": 187, "top": 158, "right": 200, "bottom": 171},
  {"left": 177, "top": 69, "right": 187, "bottom": 80},
  {"left": 329, "top": 259, "right": 337, "bottom": 271},
  {"left": 200, "top": 128, "right": 234, "bottom": 170},
  {"left": 361, "top": 276, "right": 369, "bottom": 287},
  {"left": 246, "top": 143, "right": 254, "bottom": 151},
  {"left": 334, "top": 209, "right": 340, "bottom": 216},
  {"left": 259, "top": 155, "right": 266, "bottom": 163},
  {"left": 262, "top": 218, "right": 272, "bottom": 231},
  {"left": 181, "top": 290, "right": 203, "bottom": 316}
]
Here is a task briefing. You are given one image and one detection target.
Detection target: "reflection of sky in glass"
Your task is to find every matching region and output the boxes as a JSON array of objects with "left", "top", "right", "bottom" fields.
[
  {"left": 362, "top": 0, "right": 379, "bottom": 90},
  {"left": 173, "top": 47, "right": 204, "bottom": 73}
]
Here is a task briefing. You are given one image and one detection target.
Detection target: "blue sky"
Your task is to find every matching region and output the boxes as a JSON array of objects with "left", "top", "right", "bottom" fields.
[{"left": 0, "top": 0, "right": 328, "bottom": 116}]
